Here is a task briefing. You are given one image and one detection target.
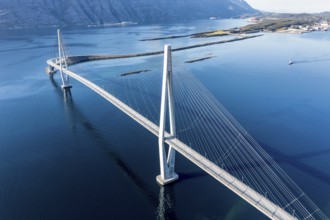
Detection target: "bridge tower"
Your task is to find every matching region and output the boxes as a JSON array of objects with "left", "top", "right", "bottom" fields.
[
  {"left": 157, "top": 45, "right": 179, "bottom": 185},
  {"left": 57, "top": 29, "right": 72, "bottom": 91}
]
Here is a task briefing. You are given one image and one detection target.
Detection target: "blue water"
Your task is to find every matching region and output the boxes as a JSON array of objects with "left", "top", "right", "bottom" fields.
[{"left": 0, "top": 19, "right": 329, "bottom": 219}]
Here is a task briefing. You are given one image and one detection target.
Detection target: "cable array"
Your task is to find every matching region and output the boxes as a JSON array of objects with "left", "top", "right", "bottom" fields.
[
  {"left": 75, "top": 55, "right": 164, "bottom": 125},
  {"left": 171, "top": 60, "right": 328, "bottom": 220},
  {"left": 66, "top": 52, "right": 328, "bottom": 220}
]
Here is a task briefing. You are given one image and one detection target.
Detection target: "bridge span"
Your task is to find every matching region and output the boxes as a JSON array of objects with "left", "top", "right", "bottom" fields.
[
  {"left": 47, "top": 57, "right": 296, "bottom": 220},
  {"left": 45, "top": 29, "right": 329, "bottom": 220}
]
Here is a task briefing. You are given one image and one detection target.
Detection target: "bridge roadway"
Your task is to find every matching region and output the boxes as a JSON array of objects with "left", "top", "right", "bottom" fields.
[{"left": 47, "top": 59, "right": 296, "bottom": 220}]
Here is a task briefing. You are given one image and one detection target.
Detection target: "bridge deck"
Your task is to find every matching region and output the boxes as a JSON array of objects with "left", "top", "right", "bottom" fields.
[{"left": 47, "top": 60, "right": 296, "bottom": 220}]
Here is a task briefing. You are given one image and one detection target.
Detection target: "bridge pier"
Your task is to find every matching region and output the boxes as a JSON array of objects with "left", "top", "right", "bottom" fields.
[
  {"left": 61, "top": 84, "right": 72, "bottom": 90},
  {"left": 61, "top": 84, "right": 72, "bottom": 99},
  {"left": 157, "top": 45, "right": 179, "bottom": 186}
]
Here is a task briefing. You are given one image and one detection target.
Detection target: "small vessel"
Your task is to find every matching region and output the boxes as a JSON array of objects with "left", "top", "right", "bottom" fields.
[{"left": 288, "top": 60, "right": 294, "bottom": 65}]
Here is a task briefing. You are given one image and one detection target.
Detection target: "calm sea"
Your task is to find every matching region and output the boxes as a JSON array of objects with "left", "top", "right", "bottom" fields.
[{"left": 0, "top": 19, "right": 329, "bottom": 219}]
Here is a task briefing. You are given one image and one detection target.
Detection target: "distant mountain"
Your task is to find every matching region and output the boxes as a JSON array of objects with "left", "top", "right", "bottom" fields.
[{"left": 0, "top": 0, "right": 257, "bottom": 28}]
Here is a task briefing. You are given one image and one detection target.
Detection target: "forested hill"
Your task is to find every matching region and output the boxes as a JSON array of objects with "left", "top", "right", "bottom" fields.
[{"left": 0, "top": 0, "right": 256, "bottom": 28}]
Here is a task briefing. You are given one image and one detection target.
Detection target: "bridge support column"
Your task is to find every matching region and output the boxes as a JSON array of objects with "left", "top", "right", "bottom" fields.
[
  {"left": 57, "top": 29, "right": 72, "bottom": 91},
  {"left": 156, "top": 45, "right": 179, "bottom": 186}
]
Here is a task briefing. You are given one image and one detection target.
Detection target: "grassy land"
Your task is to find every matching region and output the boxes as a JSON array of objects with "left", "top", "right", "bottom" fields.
[
  {"left": 193, "top": 30, "right": 230, "bottom": 38},
  {"left": 237, "top": 18, "right": 312, "bottom": 33}
]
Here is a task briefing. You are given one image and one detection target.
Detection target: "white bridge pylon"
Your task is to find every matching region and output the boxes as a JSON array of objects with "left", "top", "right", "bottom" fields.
[
  {"left": 157, "top": 45, "right": 179, "bottom": 185},
  {"left": 57, "top": 29, "right": 72, "bottom": 90}
]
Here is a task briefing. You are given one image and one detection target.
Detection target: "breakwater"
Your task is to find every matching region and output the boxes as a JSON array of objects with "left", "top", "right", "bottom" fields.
[{"left": 66, "top": 35, "right": 262, "bottom": 66}]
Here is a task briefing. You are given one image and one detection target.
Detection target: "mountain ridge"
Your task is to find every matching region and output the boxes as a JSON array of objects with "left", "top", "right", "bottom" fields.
[{"left": 0, "top": 0, "right": 257, "bottom": 28}]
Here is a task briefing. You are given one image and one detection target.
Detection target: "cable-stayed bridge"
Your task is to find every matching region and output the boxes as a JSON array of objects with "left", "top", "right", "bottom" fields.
[{"left": 46, "top": 30, "right": 329, "bottom": 220}]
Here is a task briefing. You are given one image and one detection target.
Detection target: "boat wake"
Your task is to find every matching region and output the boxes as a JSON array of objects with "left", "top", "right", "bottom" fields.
[{"left": 290, "top": 57, "right": 330, "bottom": 65}]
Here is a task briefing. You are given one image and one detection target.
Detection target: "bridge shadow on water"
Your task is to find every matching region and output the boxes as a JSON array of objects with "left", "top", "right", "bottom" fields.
[
  {"left": 211, "top": 140, "right": 330, "bottom": 187},
  {"left": 50, "top": 77, "right": 178, "bottom": 219},
  {"left": 261, "top": 143, "right": 330, "bottom": 185},
  {"left": 292, "top": 57, "right": 330, "bottom": 65},
  {"left": 177, "top": 171, "right": 208, "bottom": 181}
]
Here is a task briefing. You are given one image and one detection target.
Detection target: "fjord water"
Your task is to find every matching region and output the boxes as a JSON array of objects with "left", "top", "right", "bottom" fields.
[{"left": 0, "top": 19, "right": 329, "bottom": 219}]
